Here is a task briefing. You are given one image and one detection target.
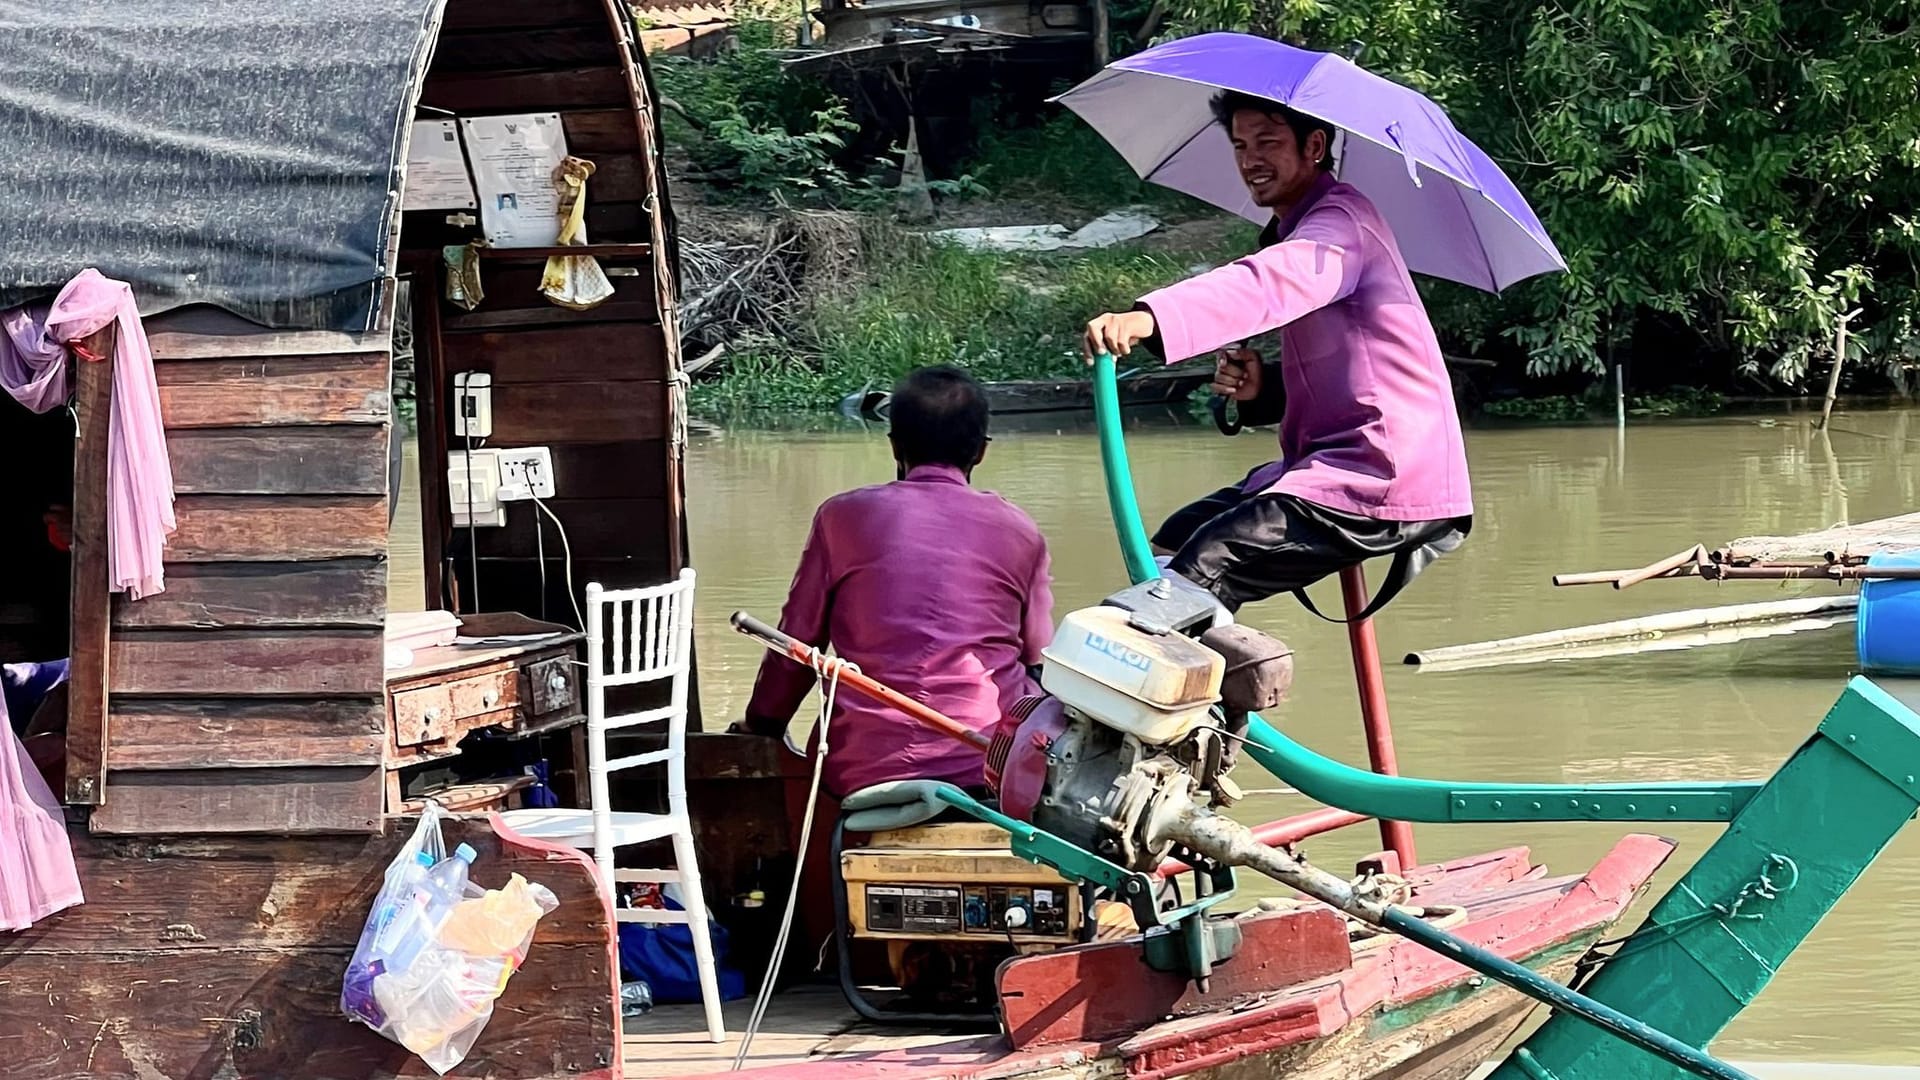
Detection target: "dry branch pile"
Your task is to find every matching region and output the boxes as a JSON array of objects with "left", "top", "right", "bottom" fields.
[{"left": 675, "top": 206, "right": 879, "bottom": 373}]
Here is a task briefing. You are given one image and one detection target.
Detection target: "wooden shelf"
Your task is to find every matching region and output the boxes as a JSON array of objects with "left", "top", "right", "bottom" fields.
[
  {"left": 399, "top": 776, "right": 535, "bottom": 814},
  {"left": 474, "top": 243, "right": 653, "bottom": 260}
]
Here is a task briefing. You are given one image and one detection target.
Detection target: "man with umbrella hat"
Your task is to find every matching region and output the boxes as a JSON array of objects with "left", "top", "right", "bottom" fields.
[
  {"left": 1083, "top": 88, "right": 1472, "bottom": 618},
  {"left": 1068, "top": 34, "right": 1564, "bottom": 617}
]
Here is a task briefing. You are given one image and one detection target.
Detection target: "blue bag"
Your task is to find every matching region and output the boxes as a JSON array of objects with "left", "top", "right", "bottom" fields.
[{"left": 617, "top": 891, "right": 746, "bottom": 1004}]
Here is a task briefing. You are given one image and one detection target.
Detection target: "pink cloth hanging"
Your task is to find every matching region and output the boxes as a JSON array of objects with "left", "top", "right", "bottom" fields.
[
  {"left": 42, "top": 270, "right": 177, "bottom": 600},
  {"left": 1, "top": 696, "right": 83, "bottom": 932},
  {"left": 0, "top": 303, "right": 69, "bottom": 413}
]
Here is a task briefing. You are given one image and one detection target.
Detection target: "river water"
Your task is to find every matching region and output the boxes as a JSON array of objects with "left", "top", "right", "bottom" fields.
[{"left": 398, "top": 401, "right": 1918, "bottom": 1064}]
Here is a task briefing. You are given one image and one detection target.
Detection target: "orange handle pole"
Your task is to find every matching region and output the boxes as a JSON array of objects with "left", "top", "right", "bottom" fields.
[{"left": 730, "top": 611, "right": 993, "bottom": 751}]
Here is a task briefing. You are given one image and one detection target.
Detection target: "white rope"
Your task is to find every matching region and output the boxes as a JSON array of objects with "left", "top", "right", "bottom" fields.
[{"left": 732, "top": 651, "right": 857, "bottom": 1070}]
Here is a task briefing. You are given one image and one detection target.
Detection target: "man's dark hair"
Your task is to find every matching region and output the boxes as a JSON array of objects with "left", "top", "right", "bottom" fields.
[
  {"left": 889, "top": 365, "right": 990, "bottom": 470},
  {"left": 1210, "top": 91, "right": 1337, "bottom": 171}
]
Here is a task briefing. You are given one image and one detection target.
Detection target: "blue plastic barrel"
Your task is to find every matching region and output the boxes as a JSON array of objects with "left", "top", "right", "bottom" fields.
[{"left": 1857, "top": 550, "right": 1920, "bottom": 675}]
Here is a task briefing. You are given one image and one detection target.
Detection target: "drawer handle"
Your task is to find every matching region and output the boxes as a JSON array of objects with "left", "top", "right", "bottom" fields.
[
  {"left": 548, "top": 672, "right": 568, "bottom": 694},
  {"left": 423, "top": 708, "right": 442, "bottom": 723},
  {"left": 482, "top": 691, "right": 500, "bottom": 708}
]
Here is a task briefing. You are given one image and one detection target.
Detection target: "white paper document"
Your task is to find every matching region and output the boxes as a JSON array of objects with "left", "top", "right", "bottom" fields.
[
  {"left": 461, "top": 113, "right": 571, "bottom": 248},
  {"left": 404, "top": 119, "right": 477, "bottom": 211}
]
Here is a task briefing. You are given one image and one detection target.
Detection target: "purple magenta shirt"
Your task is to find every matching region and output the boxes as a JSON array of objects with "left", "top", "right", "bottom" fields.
[
  {"left": 1140, "top": 173, "right": 1472, "bottom": 522},
  {"left": 745, "top": 463, "right": 1053, "bottom": 798}
]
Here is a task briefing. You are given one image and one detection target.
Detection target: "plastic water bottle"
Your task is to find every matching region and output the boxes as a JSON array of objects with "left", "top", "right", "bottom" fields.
[
  {"left": 380, "top": 845, "right": 479, "bottom": 974},
  {"left": 375, "top": 852, "right": 435, "bottom": 936},
  {"left": 620, "top": 980, "right": 654, "bottom": 1017},
  {"left": 368, "top": 851, "right": 437, "bottom": 961},
  {"left": 424, "top": 844, "right": 478, "bottom": 903}
]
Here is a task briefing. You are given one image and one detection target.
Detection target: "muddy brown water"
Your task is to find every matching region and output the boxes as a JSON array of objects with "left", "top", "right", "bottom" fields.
[{"left": 394, "top": 403, "right": 1919, "bottom": 1065}]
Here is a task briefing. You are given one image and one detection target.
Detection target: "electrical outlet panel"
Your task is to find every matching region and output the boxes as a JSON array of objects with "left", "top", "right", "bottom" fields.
[
  {"left": 449, "top": 448, "right": 505, "bottom": 528},
  {"left": 453, "top": 371, "right": 493, "bottom": 439},
  {"left": 495, "top": 446, "right": 556, "bottom": 502}
]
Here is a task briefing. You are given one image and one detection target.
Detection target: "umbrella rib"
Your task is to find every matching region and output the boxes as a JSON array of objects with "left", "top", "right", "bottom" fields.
[
  {"left": 1141, "top": 120, "right": 1219, "bottom": 187},
  {"left": 1451, "top": 171, "right": 1498, "bottom": 293}
]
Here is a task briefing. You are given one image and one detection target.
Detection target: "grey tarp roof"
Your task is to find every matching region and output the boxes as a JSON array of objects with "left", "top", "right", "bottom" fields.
[{"left": 0, "top": 0, "right": 444, "bottom": 331}]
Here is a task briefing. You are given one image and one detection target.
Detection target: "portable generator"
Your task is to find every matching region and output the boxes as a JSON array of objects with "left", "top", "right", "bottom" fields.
[{"left": 831, "top": 818, "right": 1092, "bottom": 1022}]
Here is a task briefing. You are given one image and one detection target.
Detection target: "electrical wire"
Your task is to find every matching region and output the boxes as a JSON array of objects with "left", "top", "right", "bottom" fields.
[
  {"left": 733, "top": 655, "right": 855, "bottom": 1071},
  {"left": 463, "top": 432, "right": 481, "bottom": 612},
  {"left": 532, "top": 496, "right": 584, "bottom": 632},
  {"left": 534, "top": 504, "right": 548, "bottom": 622}
]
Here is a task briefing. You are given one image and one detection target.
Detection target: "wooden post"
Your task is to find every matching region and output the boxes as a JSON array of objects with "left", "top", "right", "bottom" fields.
[
  {"left": 1091, "top": 0, "right": 1110, "bottom": 66},
  {"left": 66, "top": 322, "right": 116, "bottom": 805},
  {"left": 1817, "top": 307, "right": 1863, "bottom": 431},
  {"left": 1339, "top": 565, "right": 1416, "bottom": 868}
]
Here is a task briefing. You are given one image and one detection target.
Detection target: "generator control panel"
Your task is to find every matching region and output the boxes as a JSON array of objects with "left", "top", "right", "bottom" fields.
[
  {"left": 863, "top": 883, "right": 1073, "bottom": 939},
  {"left": 841, "top": 823, "right": 1084, "bottom": 945}
]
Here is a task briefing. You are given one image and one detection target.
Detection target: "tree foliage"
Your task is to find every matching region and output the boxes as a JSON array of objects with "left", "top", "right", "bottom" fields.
[{"left": 1159, "top": 0, "right": 1920, "bottom": 383}]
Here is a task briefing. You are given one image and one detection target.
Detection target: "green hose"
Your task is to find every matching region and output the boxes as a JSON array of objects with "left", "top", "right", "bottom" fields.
[
  {"left": 1087, "top": 353, "right": 1761, "bottom": 825},
  {"left": 1092, "top": 352, "right": 1163, "bottom": 586}
]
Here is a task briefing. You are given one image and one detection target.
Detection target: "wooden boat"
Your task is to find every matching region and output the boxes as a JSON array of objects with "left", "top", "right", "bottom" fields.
[
  {"left": 840, "top": 368, "right": 1211, "bottom": 420},
  {"left": 627, "top": 834, "right": 1674, "bottom": 1079},
  {"left": 5, "top": 4, "right": 1897, "bottom": 1079},
  {"left": 983, "top": 368, "right": 1213, "bottom": 414}
]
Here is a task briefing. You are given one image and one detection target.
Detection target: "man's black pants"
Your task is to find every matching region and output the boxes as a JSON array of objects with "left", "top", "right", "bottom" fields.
[{"left": 1155, "top": 468, "right": 1472, "bottom": 614}]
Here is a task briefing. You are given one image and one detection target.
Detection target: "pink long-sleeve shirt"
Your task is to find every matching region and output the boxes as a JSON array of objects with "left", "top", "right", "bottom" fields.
[
  {"left": 1140, "top": 174, "right": 1472, "bottom": 522},
  {"left": 744, "top": 463, "right": 1053, "bottom": 798}
]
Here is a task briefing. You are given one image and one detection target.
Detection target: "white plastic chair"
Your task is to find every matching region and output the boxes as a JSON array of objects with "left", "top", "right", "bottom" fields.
[{"left": 499, "top": 569, "right": 724, "bottom": 1043}]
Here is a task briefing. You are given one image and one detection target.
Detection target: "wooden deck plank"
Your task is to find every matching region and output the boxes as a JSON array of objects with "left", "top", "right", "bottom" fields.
[{"left": 624, "top": 987, "right": 980, "bottom": 1077}]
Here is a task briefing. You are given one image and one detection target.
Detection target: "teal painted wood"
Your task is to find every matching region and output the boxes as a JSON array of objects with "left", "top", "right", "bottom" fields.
[{"left": 1487, "top": 677, "right": 1920, "bottom": 1080}]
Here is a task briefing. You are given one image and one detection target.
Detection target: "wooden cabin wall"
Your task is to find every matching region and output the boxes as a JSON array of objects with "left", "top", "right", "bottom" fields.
[
  {"left": 83, "top": 312, "right": 391, "bottom": 834},
  {"left": 407, "top": 0, "right": 687, "bottom": 633},
  {"left": 4, "top": 820, "right": 618, "bottom": 1079}
]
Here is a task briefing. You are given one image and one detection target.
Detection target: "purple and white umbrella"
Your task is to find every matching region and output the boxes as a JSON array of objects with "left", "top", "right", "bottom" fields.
[{"left": 1055, "top": 32, "right": 1564, "bottom": 293}]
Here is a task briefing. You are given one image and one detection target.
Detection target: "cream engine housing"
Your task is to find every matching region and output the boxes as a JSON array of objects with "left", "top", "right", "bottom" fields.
[{"left": 1039, "top": 606, "right": 1225, "bottom": 745}]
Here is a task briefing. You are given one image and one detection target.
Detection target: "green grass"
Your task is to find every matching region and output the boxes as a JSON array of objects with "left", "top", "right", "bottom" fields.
[
  {"left": 964, "top": 112, "right": 1208, "bottom": 219},
  {"left": 693, "top": 226, "right": 1255, "bottom": 413}
]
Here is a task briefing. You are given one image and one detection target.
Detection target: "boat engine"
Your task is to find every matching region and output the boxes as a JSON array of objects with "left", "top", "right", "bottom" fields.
[{"left": 988, "top": 577, "right": 1295, "bottom": 874}]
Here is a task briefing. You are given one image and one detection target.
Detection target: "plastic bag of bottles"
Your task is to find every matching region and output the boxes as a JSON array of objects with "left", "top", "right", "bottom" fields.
[{"left": 340, "top": 804, "right": 558, "bottom": 1075}]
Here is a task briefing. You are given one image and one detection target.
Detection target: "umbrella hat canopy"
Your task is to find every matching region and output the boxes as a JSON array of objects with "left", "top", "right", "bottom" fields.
[{"left": 1055, "top": 32, "right": 1564, "bottom": 293}]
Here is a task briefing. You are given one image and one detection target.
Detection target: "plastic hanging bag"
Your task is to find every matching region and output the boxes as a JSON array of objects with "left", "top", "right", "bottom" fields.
[
  {"left": 342, "top": 803, "right": 449, "bottom": 1027},
  {"left": 341, "top": 806, "right": 559, "bottom": 1075}
]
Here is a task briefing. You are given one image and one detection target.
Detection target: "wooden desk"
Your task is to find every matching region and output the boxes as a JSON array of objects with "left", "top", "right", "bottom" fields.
[{"left": 383, "top": 614, "right": 585, "bottom": 812}]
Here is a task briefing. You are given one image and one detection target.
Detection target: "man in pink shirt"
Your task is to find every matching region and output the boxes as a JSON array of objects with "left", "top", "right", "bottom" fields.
[
  {"left": 734, "top": 366, "right": 1054, "bottom": 798},
  {"left": 1083, "top": 92, "right": 1472, "bottom": 616}
]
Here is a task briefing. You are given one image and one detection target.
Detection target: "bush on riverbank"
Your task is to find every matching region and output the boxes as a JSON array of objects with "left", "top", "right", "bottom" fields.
[
  {"left": 666, "top": 4, "right": 1920, "bottom": 412},
  {"left": 1157, "top": 0, "right": 1920, "bottom": 386},
  {"left": 693, "top": 219, "right": 1255, "bottom": 413}
]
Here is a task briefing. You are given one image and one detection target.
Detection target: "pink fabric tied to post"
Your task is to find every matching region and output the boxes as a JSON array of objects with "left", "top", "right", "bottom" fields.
[
  {"left": 4, "top": 269, "right": 178, "bottom": 598},
  {"left": 2, "top": 697, "right": 83, "bottom": 932}
]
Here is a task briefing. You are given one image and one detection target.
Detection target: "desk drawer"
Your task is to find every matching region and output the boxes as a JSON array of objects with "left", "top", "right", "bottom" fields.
[
  {"left": 527, "top": 655, "right": 579, "bottom": 717},
  {"left": 393, "top": 684, "right": 452, "bottom": 747},
  {"left": 449, "top": 670, "right": 518, "bottom": 722}
]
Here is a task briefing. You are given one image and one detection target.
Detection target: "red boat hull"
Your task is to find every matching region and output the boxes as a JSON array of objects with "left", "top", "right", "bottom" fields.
[{"left": 659, "top": 834, "right": 1675, "bottom": 1080}]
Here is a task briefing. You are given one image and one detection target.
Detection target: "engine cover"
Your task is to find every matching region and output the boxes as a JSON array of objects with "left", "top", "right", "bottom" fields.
[{"left": 1039, "top": 606, "right": 1224, "bottom": 746}]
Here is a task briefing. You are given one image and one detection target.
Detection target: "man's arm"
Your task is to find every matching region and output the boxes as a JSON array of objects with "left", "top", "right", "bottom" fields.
[
  {"left": 1019, "top": 539, "right": 1055, "bottom": 668},
  {"left": 739, "top": 512, "right": 834, "bottom": 736},
  {"left": 1138, "top": 209, "right": 1363, "bottom": 363}
]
